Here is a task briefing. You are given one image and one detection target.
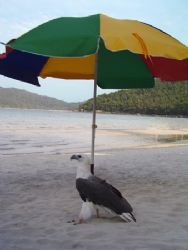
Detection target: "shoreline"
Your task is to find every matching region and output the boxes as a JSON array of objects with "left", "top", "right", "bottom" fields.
[
  {"left": 80, "top": 109, "right": 188, "bottom": 118},
  {"left": 1, "top": 107, "right": 188, "bottom": 118},
  {"left": 1, "top": 142, "right": 188, "bottom": 159}
]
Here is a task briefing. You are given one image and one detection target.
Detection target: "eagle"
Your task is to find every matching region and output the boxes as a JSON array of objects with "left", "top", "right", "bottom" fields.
[{"left": 71, "top": 154, "right": 136, "bottom": 224}]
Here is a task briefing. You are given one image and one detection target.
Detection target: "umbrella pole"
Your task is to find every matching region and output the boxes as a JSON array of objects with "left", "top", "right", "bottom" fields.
[
  {"left": 91, "top": 55, "right": 98, "bottom": 175},
  {"left": 91, "top": 77, "right": 97, "bottom": 174}
]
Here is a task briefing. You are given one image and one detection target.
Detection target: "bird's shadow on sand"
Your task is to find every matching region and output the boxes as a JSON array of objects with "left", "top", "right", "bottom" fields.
[
  {"left": 93, "top": 216, "right": 126, "bottom": 223},
  {"left": 67, "top": 216, "right": 127, "bottom": 225}
]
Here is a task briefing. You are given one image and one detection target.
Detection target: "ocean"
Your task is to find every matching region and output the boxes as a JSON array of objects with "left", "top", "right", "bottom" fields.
[{"left": 0, "top": 108, "right": 188, "bottom": 157}]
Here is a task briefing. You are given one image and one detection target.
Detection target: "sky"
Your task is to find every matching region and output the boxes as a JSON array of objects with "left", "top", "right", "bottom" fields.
[{"left": 0, "top": 0, "right": 188, "bottom": 102}]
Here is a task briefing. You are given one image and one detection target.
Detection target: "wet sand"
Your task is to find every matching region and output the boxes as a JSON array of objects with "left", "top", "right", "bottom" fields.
[{"left": 0, "top": 145, "right": 188, "bottom": 250}]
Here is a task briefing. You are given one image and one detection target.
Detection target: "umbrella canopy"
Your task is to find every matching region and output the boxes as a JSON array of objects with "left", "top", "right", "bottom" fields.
[
  {"left": 1, "top": 14, "right": 188, "bottom": 87},
  {"left": 1, "top": 14, "right": 188, "bottom": 171}
]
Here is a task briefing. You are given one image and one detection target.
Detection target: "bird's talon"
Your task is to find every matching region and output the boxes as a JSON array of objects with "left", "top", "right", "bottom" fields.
[
  {"left": 73, "top": 219, "right": 82, "bottom": 225},
  {"left": 67, "top": 219, "right": 75, "bottom": 223}
]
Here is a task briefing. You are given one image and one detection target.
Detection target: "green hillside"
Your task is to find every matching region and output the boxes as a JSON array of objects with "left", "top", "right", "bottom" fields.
[
  {"left": 80, "top": 81, "right": 188, "bottom": 116},
  {"left": 0, "top": 87, "right": 79, "bottom": 110}
]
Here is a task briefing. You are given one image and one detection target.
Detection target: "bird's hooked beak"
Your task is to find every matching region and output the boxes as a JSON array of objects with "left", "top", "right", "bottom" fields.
[
  {"left": 71, "top": 154, "right": 78, "bottom": 160},
  {"left": 70, "top": 154, "right": 82, "bottom": 161}
]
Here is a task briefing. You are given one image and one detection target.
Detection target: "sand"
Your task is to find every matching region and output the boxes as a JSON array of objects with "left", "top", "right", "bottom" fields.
[{"left": 0, "top": 146, "right": 188, "bottom": 250}]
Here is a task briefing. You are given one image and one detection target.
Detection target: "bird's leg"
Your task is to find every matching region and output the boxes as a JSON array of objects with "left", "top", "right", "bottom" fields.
[
  {"left": 80, "top": 202, "right": 93, "bottom": 221},
  {"left": 68, "top": 202, "right": 94, "bottom": 225}
]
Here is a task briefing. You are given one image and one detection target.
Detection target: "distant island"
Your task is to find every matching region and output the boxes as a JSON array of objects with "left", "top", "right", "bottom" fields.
[
  {"left": 80, "top": 80, "right": 188, "bottom": 116},
  {"left": 0, "top": 87, "right": 79, "bottom": 110},
  {"left": 1, "top": 80, "right": 188, "bottom": 116}
]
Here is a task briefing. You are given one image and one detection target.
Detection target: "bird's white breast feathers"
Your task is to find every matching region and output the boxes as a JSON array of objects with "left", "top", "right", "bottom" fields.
[{"left": 76, "top": 164, "right": 92, "bottom": 179}]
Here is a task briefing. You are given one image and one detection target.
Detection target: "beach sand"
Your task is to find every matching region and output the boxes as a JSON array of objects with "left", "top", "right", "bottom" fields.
[{"left": 0, "top": 146, "right": 188, "bottom": 250}]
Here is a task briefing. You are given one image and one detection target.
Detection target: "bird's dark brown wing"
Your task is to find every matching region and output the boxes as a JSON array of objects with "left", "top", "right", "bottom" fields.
[{"left": 76, "top": 176, "right": 133, "bottom": 214}]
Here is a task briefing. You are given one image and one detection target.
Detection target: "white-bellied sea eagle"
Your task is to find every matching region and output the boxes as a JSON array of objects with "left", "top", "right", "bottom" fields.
[{"left": 71, "top": 154, "right": 136, "bottom": 224}]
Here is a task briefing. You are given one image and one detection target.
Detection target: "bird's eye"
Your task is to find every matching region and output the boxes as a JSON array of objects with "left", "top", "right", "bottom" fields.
[{"left": 78, "top": 155, "right": 82, "bottom": 158}]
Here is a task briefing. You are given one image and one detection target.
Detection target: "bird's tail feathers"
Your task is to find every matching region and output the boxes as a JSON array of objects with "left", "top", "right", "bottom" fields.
[
  {"left": 120, "top": 212, "right": 136, "bottom": 223},
  {"left": 130, "top": 212, "right": 136, "bottom": 222}
]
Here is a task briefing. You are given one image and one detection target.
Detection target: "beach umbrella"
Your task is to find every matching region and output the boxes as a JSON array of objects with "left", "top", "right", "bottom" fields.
[{"left": 0, "top": 14, "right": 188, "bottom": 172}]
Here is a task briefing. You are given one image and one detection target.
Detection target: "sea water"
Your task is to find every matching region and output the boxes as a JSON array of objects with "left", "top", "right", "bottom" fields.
[{"left": 0, "top": 108, "right": 188, "bottom": 156}]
